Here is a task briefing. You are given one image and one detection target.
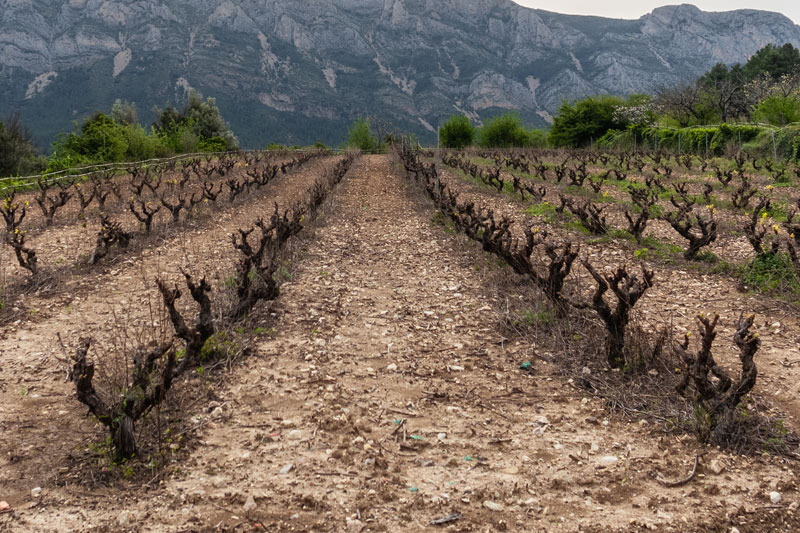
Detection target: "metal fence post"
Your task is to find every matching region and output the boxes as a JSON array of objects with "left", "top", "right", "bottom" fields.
[
  {"left": 772, "top": 130, "right": 778, "bottom": 161},
  {"left": 435, "top": 126, "right": 441, "bottom": 196}
]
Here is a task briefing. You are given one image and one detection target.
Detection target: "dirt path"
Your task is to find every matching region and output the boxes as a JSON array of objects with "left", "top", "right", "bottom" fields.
[{"left": 3, "top": 155, "right": 800, "bottom": 532}]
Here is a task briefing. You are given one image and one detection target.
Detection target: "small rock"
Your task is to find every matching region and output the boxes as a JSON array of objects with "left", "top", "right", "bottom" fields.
[
  {"left": 599, "top": 455, "right": 619, "bottom": 465},
  {"left": 211, "top": 406, "right": 223, "bottom": 418},
  {"left": 770, "top": 491, "right": 782, "bottom": 504},
  {"left": 287, "top": 429, "right": 303, "bottom": 440},
  {"left": 0, "top": 501, "right": 10, "bottom": 512},
  {"left": 585, "top": 416, "right": 599, "bottom": 425},
  {"left": 581, "top": 366, "right": 591, "bottom": 376},
  {"left": 449, "top": 365, "right": 465, "bottom": 371},
  {"left": 483, "top": 500, "right": 504, "bottom": 511},
  {"left": 280, "top": 464, "right": 294, "bottom": 475},
  {"left": 648, "top": 368, "right": 659, "bottom": 377},
  {"left": 31, "top": 487, "right": 42, "bottom": 498},
  {"left": 789, "top": 501, "right": 799, "bottom": 511},
  {"left": 707, "top": 459, "right": 725, "bottom": 475},
  {"left": 437, "top": 432, "right": 447, "bottom": 441},
  {"left": 346, "top": 518, "right": 365, "bottom": 532},
  {"left": 118, "top": 511, "right": 129, "bottom": 526},
  {"left": 386, "top": 363, "right": 398, "bottom": 372},
  {"left": 532, "top": 416, "right": 549, "bottom": 436},
  {"left": 243, "top": 494, "right": 257, "bottom": 513}
]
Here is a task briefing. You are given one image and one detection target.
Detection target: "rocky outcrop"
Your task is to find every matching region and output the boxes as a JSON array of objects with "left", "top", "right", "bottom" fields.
[{"left": 1, "top": 1, "right": 799, "bottom": 147}]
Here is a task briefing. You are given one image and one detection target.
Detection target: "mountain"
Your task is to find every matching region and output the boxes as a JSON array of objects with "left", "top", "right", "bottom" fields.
[{"left": 1, "top": 1, "right": 799, "bottom": 149}]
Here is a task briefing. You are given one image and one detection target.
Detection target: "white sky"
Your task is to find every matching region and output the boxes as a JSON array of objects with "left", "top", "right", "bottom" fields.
[{"left": 513, "top": 1, "right": 800, "bottom": 24}]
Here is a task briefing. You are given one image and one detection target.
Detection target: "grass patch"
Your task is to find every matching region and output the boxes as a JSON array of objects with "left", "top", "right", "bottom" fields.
[
  {"left": 693, "top": 250, "right": 719, "bottom": 263},
  {"left": 565, "top": 185, "right": 594, "bottom": 198},
  {"left": 708, "top": 260, "right": 737, "bottom": 276},
  {"left": 741, "top": 252, "right": 800, "bottom": 296},
  {"left": 588, "top": 229, "right": 633, "bottom": 245},
  {"left": 565, "top": 220, "right": 592, "bottom": 235},
  {"left": 517, "top": 308, "right": 555, "bottom": 328},
  {"left": 431, "top": 210, "right": 456, "bottom": 232},
  {"left": 605, "top": 178, "right": 638, "bottom": 191},
  {"left": 524, "top": 202, "right": 560, "bottom": 222},
  {"left": 638, "top": 236, "right": 684, "bottom": 262},
  {"left": 766, "top": 202, "right": 789, "bottom": 223}
]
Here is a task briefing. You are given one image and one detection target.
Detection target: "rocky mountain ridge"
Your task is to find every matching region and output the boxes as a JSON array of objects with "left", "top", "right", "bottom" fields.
[{"left": 1, "top": 1, "right": 799, "bottom": 148}]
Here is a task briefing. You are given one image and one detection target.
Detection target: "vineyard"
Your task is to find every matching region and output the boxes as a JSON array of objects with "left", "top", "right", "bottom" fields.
[{"left": 2, "top": 147, "right": 800, "bottom": 532}]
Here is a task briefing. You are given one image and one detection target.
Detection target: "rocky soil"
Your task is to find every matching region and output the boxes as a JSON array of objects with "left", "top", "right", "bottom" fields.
[{"left": 1, "top": 155, "right": 800, "bottom": 532}]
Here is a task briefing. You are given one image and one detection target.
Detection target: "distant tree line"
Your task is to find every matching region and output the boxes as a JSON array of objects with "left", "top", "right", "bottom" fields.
[
  {"left": 48, "top": 91, "right": 239, "bottom": 172},
  {"left": 4, "top": 42, "right": 800, "bottom": 177},
  {"left": 436, "top": 43, "right": 800, "bottom": 157},
  {"left": 0, "top": 91, "right": 239, "bottom": 177},
  {"left": 657, "top": 43, "right": 800, "bottom": 126}
]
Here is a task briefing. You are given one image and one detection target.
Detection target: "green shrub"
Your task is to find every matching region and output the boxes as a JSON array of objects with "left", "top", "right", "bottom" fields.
[
  {"left": 549, "top": 95, "right": 627, "bottom": 147},
  {"left": 197, "top": 136, "right": 229, "bottom": 153},
  {"left": 121, "top": 124, "right": 160, "bottom": 160},
  {"left": 440, "top": 114, "right": 475, "bottom": 149},
  {"left": 346, "top": 117, "right": 380, "bottom": 151},
  {"left": 477, "top": 113, "right": 532, "bottom": 148},
  {"left": 754, "top": 95, "right": 800, "bottom": 126},
  {"left": 741, "top": 252, "right": 799, "bottom": 295}
]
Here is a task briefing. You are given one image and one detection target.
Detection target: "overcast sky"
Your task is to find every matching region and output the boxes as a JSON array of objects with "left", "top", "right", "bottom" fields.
[{"left": 513, "top": 1, "right": 800, "bottom": 24}]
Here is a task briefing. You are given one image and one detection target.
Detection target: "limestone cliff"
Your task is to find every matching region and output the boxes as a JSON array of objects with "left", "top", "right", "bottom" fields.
[{"left": 1, "top": 1, "right": 798, "bottom": 147}]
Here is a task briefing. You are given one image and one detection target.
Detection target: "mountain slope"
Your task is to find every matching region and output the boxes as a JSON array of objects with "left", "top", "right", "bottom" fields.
[{"left": 1, "top": 1, "right": 799, "bottom": 149}]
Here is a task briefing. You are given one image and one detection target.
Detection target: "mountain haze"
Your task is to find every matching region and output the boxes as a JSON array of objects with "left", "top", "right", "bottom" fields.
[{"left": 2, "top": 0, "right": 800, "bottom": 148}]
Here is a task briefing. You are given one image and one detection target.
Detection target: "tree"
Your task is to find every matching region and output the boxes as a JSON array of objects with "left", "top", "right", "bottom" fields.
[
  {"left": 153, "top": 106, "right": 184, "bottom": 133},
  {"left": 345, "top": 118, "right": 379, "bottom": 151},
  {"left": 366, "top": 116, "right": 396, "bottom": 146},
  {"left": 111, "top": 99, "right": 138, "bottom": 125},
  {"left": 744, "top": 43, "right": 800, "bottom": 81},
  {"left": 698, "top": 63, "right": 748, "bottom": 122},
  {"left": 655, "top": 83, "right": 713, "bottom": 126},
  {"left": 153, "top": 91, "right": 239, "bottom": 151},
  {"left": 184, "top": 92, "right": 238, "bottom": 150},
  {"left": 549, "top": 96, "right": 626, "bottom": 147},
  {"left": 440, "top": 114, "right": 475, "bottom": 149},
  {"left": 0, "top": 112, "right": 43, "bottom": 177},
  {"left": 60, "top": 112, "right": 129, "bottom": 163},
  {"left": 753, "top": 94, "right": 800, "bottom": 126},
  {"left": 476, "top": 113, "right": 532, "bottom": 148}
]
